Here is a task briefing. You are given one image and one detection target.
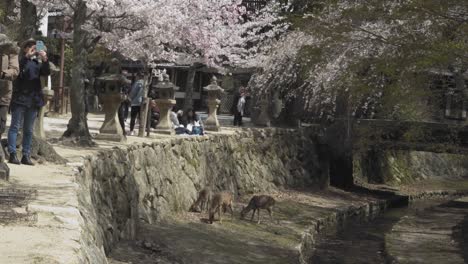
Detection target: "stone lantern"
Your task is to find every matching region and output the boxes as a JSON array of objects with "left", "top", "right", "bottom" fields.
[
  {"left": 203, "top": 76, "right": 224, "bottom": 131},
  {"left": 35, "top": 61, "right": 59, "bottom": 139},
  {"left": 154, "top": 71, "right": 178, "bottom": 135},
  {"left": 34, "top": 89, "right": 55, "bottom": 139},
  {"left": 95, "top": 65, "right": 130, "bottom": 142}
]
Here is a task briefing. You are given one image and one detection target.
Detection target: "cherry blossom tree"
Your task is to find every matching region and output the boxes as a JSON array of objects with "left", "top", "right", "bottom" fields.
[
  {"left": 26, "top": 0, "right": 287, "bottom": 144},
  {"left": 250, "top": 0, "right": 468, "bottom": 121},
  {"left": 26, "top": 0, "right": 142, "bottom": 145},
  {"left": 99, "top": 0, "right": 288, "bottom": 111}
]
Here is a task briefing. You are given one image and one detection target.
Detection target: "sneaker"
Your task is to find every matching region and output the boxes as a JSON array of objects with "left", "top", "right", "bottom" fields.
[
  {"left": 8, "top": 153, "right": 20, "bottom": 165},
  {"left": 130, "top": 131, "right": 135, "bottom": 136},
  {"left": 21, "top": 155, "right": 34, "bottom": 166}
]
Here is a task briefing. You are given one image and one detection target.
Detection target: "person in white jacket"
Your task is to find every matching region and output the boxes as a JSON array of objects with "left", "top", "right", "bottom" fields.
[
  {"left": 128, "top": 73, "right": 145, "bottom": 135},
  {"left": 233, "top": 88, "right": 246, "bottom": 126}
]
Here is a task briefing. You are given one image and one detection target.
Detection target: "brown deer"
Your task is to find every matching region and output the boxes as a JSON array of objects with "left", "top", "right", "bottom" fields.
[
  {"left": 208, "top": 191, "right": 234, "bottom": 224},
  {"left": 189, "top": 188, "right": 212, "bottom": 213},
  {"left": 240, "top": 195, "right": 275, "bottom": 224}
]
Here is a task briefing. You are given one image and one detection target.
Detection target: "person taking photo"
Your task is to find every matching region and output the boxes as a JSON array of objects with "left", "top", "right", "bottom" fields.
[{"left": 8, "top": 39, "right": 50, "bottom": 166}]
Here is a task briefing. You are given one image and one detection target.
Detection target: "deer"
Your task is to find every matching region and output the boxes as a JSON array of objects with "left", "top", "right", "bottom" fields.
[
  {"left": 189, "top": 187, "right": 212, "bottom": 213},
  {"left": 240, "top": 195, "right": 276, "bottom": 224},
  {"left": 208, "top": 191, "right": 234, "bottom": 224}
]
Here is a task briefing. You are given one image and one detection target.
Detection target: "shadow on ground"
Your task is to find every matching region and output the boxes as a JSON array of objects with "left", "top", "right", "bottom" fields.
[{"left": 108, "top": 189, "right": 385, "bottom": 264}]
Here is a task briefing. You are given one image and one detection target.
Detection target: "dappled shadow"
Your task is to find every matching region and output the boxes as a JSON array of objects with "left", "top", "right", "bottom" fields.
[
  {"left": 110, "top": 219, "right": 297, "bottom": 264},
  {"left": 108, "top": 188, "right": 394, "bottom": 264},
  {"left": 108, "top": 196, "right": 343, "bottom": 264}
]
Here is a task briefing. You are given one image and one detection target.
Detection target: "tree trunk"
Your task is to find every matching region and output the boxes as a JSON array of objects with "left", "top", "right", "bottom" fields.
[
  {"left": 62, "top": 0, "right": 94, "bottom": 146},
  {"left": 183, "top": 65, "right": 197, "bottom": 112},
  {"left": 138, "top": 72, "right": 151, "bottom": 137},
  {"left": 19, "top": 0, "right": 37, "bottom": 40},
  {"left": 0, "top": 0, "right": 16, "bottom": 26}
]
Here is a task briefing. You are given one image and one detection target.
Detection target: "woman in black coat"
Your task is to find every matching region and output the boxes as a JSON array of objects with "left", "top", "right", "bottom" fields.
[{"left": 7, "top": 39, "right": 50, "bottom": 165}]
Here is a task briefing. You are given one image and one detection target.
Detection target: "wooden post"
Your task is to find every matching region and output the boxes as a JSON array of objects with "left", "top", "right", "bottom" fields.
[
  {"left": 146, "top": 105, "right": 152, "bottom": 137},
  {"left": 58, "top": 38, "right": 65, "bottom": 113}
]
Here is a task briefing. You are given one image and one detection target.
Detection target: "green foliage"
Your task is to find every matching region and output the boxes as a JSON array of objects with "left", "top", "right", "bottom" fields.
[
  {"left": 88, "top": 45, "right": 114, "bottom": 68},
  {"left": 0, "top": 1, "right": 20, "bottom": 39},
  {"left": 0, "top": 8, "right": 5, "bottom": 23},
  {"left": 284, "top": 0, "right": 467, "bottom": 120},
  {"left": 288, "top": 0, "right": 326, "bottom": 15}
]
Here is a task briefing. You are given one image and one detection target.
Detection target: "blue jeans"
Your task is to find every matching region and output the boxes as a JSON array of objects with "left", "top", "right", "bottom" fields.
[{"left": 8, "top": 104, "right": 38, "bottom": 156}]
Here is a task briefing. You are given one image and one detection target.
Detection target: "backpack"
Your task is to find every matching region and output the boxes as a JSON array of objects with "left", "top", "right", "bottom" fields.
[{"left": 191, "top": 126, "right": 201, "bottom": 135}]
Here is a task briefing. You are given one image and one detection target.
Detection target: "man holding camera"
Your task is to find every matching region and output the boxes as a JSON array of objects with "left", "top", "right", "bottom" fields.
[{"left": 7, "top": 39, "right": 50, "bottom": 166}]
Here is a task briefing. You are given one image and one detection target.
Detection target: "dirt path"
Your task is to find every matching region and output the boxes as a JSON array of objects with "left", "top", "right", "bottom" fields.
[
  {"left": 0, "top": 113, "right": 243, "bottom": 264},
  {"left": 108, "top": 188, "right": 388, "bottom": 264}
]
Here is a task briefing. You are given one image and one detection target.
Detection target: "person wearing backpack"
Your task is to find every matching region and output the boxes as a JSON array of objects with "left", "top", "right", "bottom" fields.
[{"left": 128, "top": 72, "right": 145, "bottom": 135}]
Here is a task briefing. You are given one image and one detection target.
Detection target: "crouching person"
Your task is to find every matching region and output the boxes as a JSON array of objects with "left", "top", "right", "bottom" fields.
[
  {"left": 183, "top": 108, "right": 204, "bottom": 135},
  {"left": 8, "top": 39, "right": 50, "bottom": 166}
]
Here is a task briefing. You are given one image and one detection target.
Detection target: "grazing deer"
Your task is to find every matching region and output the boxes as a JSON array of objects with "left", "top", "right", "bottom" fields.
[
  {"left": 189, "top": 188, "right": 212, "bottom": 213},
  {"left": 208, "top": 191, "right": 234, "bottom": 224},
  {"left": 241, "top": 195, "right": 275, "bottom": 224}
]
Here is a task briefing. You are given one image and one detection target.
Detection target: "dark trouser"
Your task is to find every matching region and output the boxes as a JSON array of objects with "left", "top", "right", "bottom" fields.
[
  {"left": 118, "top": 103, "right": 126, "bottom": 135},
  {"left": 0, "top": 105, "right": 7, "bottom": 162},
  {"left": 0, "top": 105, "right": 8, "bottom": 137},
  {"left": 130, "top": 105, "right": 141, "bottom": 132},
  {"left": 233, "top": 111, "right": 243, "bottom": 126},
  {"left": 8, "top": 104, "right": 38, "bottom": 156},
  {"left": 123, "top": 101, "right": 130, "bottom": 120}
]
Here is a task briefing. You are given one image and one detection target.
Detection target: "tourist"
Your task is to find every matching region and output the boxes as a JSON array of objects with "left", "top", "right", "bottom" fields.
[
  {"left": 171, "top": 108, "right": 187, "bottom": 134},
  {"left": 233, "top": 87, "right": 246, "bottom": 126},
  {"left": 182, "top": 108, "right": 204, "bottom": 135},
  {"left": 0, "top": 33, "right": 19, "bottom": 144},
  {"left": 122, "top": 71, "right": 131, "bottom": 122},
  {"left": 170, "top": 107, "right": 180, "bottom": 128},
  {"left": 117, "top": 82, "right": 130, "bottom": 135},
  {"left": 177, "top": 109, "right": 183, "bottom": 124},
  {"left": 149, "top": 100, "right": 160, "bottom": 129},
  {"left": 8, "top": 39, "right": 50, "bottom": 165},
  {"left": 128, "top": 72, "right": 145, "bottom": 136}
]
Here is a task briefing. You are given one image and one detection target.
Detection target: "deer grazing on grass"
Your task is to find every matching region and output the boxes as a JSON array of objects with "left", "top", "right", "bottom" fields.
[
  {"left": 189, "top": 188, "right": 212, "bottom": 213},
  {"left": 208, "top": 191, "right": 234, "bottom": 224},
  {"left": 240, "top": 195, "right": 276, "bottom": 224}
]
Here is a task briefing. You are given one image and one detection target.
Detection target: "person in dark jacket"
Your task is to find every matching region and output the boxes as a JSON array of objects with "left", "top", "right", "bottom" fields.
[
  {"left": 7, "top": 39, "right": 50, "bottom": 165},
  {"left": 118, "top": 77, "right": 130, "bottom": 135}
]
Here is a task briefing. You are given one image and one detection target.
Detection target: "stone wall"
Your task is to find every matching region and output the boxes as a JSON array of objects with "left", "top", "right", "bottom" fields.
[
  {"left": 77, "top": 128, "right": 325, "bottom": 258},
  {"left": 354, "top": 150, "right": 468, "bottom": 184}
]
